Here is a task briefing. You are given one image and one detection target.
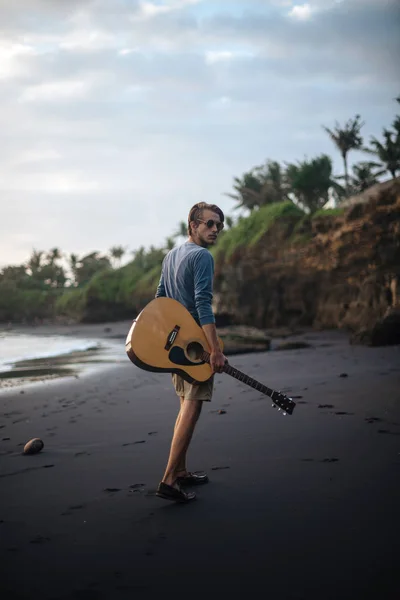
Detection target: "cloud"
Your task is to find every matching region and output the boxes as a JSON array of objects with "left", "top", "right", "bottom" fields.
[
  {"left": 18, "top": 79, "right": 91, "bottom": 103},
  {"left": 0, "top": 0, "right": 399, "bottom": 267},
  {"left": 288, "top": 3, "right": 313, "bottom": 20}
]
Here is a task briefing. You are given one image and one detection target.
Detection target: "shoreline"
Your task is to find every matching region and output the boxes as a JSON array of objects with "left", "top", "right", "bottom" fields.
[{"left": 0, "top": 319, "right": 312, "bottom": 391}]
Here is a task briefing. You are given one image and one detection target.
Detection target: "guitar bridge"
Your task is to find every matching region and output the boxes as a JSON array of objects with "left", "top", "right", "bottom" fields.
[{"left": 164, "top": 325, "right": 180, "bottom": 350}]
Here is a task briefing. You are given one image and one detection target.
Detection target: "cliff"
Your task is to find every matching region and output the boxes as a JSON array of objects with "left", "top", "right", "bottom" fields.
[{"left": 213, "top": 178, "right": 400, "bottom": 346}]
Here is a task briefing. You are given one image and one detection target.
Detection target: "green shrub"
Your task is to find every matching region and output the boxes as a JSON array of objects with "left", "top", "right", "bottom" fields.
[
  {"left": 312, "top": 208, "right": 344, "bottom": 219},
  {"left": 213, "top": 201, "right": 304, "bottom": 259}
]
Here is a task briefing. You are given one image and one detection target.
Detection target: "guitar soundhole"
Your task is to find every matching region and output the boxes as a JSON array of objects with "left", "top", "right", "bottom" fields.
[{"left": 185, "top": 342, "right": 204, "bottom": 363}]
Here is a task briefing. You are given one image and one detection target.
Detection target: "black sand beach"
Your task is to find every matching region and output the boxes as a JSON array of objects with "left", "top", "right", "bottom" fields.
[{"left": 1, "top": 327, "right": 399, "bottom": 600}]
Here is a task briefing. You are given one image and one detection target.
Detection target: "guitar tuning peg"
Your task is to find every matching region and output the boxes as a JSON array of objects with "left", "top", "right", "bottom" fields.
[
  {"left": 271, "top": 403, "right": 275, "bottom": 408},
  {"left": 283, "top": 412, "right": 287, "bottom": 416}
]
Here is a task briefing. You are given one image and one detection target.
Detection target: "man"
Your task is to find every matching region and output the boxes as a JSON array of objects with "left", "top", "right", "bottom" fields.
[{"left": 155, "top": 202, "right": 227, "bottom": 503}]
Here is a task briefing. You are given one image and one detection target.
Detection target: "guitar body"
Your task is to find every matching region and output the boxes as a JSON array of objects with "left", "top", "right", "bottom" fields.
[
  {"left": 126, "top": 297, "right": 296, "bottom": 415},
  {"left": 125, "top": 297, "right": 223, "bottom": 384}
]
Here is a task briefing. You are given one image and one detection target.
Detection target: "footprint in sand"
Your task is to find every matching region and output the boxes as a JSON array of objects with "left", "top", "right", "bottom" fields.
[
  {"left": 30, "top": 535, "right": 51, "bottom": 544},
  {"left": 301, "top": 458, "right": 339, "bottom": 463},
  {"left": 122, "top": 440, "right": 146, "bottom": 446},
  {"left": 129, "top": 483, "right": 145, "bottom": 494}
]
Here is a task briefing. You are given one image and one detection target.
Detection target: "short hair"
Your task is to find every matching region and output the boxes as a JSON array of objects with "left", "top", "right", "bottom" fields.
[{"left": 187, "top": 202, "right": 225, "bottom": 236}]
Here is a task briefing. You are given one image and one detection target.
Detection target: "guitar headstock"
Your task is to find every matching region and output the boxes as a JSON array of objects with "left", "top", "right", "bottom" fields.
[{"left": 271, "top": 391, "right": 296, "bottom": 415}]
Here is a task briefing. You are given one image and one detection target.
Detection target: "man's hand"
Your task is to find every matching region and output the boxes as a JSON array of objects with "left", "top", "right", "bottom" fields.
[
  {"left": 201, "top": 323, "right": 228, "bottom": 374},
  {"left": 210, "top": 348, "right": 227, "bottom": 374}
]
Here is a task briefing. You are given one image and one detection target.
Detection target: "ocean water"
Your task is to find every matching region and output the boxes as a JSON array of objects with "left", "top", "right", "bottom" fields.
[{"left": 0, "top": 331, "right": 108, "bottom": 373}]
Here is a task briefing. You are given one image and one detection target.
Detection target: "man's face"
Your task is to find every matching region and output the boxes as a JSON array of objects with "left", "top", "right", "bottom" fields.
[{"left": 191, "top": 210, "right": 223, "bottom": 248}]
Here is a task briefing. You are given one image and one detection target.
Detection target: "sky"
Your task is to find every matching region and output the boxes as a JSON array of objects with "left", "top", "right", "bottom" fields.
[{"left": 0, "top": 0, "right": 399, "bottom": 268}]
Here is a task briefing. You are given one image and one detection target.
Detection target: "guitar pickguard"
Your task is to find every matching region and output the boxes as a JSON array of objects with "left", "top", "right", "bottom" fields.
[{"left": 168, "top": 346, "right": 206, "bottom": 367}]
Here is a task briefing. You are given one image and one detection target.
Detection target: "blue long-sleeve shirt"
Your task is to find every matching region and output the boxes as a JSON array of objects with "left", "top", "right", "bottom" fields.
[{"left": 155, "top": 241, "right": 215, "bottom": 326}]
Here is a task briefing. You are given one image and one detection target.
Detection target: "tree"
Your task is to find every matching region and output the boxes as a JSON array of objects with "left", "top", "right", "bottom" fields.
[
  {"left": 109, "top": 245, "right": 126, "bottom": 268},
  {"left": 225, "top": 215, "right": 234, "bottom": 229},
  {"left": 323, "top": 115, "right": 364, "bottom": 195},
  {"left": 365, "top": 131, "right": 400, "bottom": 179},
  {"left": 173, "top": 221, "right": 188, "bottom": 240},
  {"left": 68, "top": 253, "right": 79, "bottom": 287},
  {"left": 225, "top": 161, "right": 289, "bottom": 211},
  {"left": 363, "top": 98, "right": 400, "bottom": 179},
  {"left": 284, "top": 154, "right": 337, "bottom": 213},
  {"left": 336, "top": 161, "right": 385, "bottom": 194},
  {"left": 74, "top": 252, "right": 112, "bottom": 287},
  {"left": 46, "top": 247, "right": 62, "bottom": 265},
  {"left": 26, "top": 249, "right": 44, "bottom": 279},
  {"left": 164, "top": 237, "right": 175, "bottom": 253},
  {"left": 253, "top": 160, "right": 289, "bottom": 205},
  {"left": 224, "top": 170, "right": 264, "bottom": 211}
]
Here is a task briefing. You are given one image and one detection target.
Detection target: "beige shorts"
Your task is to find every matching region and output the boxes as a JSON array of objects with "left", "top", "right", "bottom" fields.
[{"left": 171, "top": 373, "right": 214, "bottom": 402}]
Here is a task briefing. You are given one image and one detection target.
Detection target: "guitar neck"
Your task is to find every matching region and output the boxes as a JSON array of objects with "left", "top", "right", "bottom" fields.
[
  {"left": 201, "top": 351, "right": 274, "bottom": 399},
  {"left": 224, "top": 363, "right": 274, "bottom": 398}
]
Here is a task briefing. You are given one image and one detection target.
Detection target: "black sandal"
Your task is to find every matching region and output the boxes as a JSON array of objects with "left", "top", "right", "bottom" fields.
[{"left": 156, "top": 481, "right": 196, "bottom": 503}]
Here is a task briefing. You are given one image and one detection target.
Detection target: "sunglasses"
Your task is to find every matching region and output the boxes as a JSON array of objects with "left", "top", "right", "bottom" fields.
[{"left": 197, "top": 219, "right": 224, "bottom": 232}]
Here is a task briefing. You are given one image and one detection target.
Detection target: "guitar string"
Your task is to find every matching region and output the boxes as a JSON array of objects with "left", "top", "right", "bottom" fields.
[{"left": 200, "top": 349, "right": 293, "bottom": 408}]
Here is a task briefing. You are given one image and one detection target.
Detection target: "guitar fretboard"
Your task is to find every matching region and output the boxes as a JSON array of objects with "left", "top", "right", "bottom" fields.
[{"left": 201, "top": 351, "right": 273, "bottom": 399}]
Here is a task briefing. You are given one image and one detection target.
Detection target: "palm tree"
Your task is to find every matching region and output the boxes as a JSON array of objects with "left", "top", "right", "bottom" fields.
[
  {"left": 224, "top": 171, "right": 264, "bottom": 211},
  {"left": 164, "top": 236, "right": 175, "bottom": 253},
  {"left": 253, "top": 160, "right": 289, "bottom": 205},
  {"left": 109, "top": 245, "right": 126, "bottom": 268},
  {"left": 364, "top": 130, "right": 400, "bottom": 179},
  {"left": 75, "top": 252, "right": 111, "bottom": 286},
  {"left": 336, "top": 161, "right": 385, "bottom": 194},
  {"left": 69, "top": 253, "right": 79, "bottom": 286},
  {"left": 26, "top": 249, "right": 44, "bottom": 279},
  {"left": 173, "top": 220, "right": 188, "bottom": 240},
  {"left": 284, "top": 154, "right": 337, "bottom": 213},
  {"left": 46, "top": 247, "right": 62, "bottom": 265},
  {"left": 225, "top": 215, "right": 234, "bottom": 229},
  {"left": 323, "top": 115, "right": 364, "bottom": 194}
]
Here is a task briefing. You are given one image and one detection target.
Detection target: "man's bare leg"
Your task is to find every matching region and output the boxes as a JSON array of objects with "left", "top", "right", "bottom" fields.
[{"left": 162, "top": 398, "right": 203, "bottom": 487}]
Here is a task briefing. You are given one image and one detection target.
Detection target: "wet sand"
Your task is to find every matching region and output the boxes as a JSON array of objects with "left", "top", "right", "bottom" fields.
[{"left": 1, "top": 330, "right": 399, "bottom": 599}]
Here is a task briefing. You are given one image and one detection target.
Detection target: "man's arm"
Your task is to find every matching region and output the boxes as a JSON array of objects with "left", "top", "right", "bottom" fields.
[
  {"left": 193, "top": 252, "right": 226, "bottom": 373},
  {"left": 202, "top": 323, "right": 226, "bottom": 374},
  {"left": 155, "top": 271, "right": 166, "bottom": 298}
]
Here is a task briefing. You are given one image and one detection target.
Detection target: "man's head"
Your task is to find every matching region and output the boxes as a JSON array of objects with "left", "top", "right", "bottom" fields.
[{"left": 188, "top": 202, "right": 225, "bottom": 248}]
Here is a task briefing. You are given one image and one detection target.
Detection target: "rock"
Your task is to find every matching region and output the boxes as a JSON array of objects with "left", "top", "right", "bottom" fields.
[
  {"left": 23, "top": 438, "right": 44, "bottom": 455},
  {"left": 275, "top": 341, "right": 312, "bottom": 351},
  {"left": 350, "top": 307, "right": 400, "bottom": 346}
]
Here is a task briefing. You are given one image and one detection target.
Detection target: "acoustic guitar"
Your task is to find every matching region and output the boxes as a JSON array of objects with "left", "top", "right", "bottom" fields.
[{"left": 125, "top": 297, "right": 296, "bottom": 415}]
